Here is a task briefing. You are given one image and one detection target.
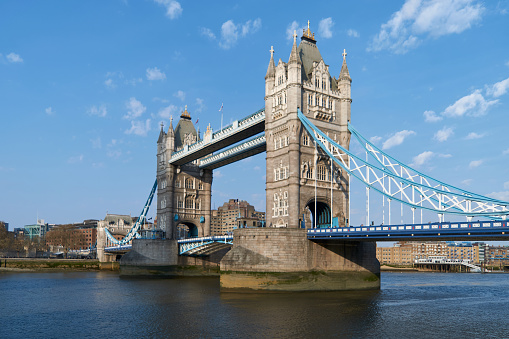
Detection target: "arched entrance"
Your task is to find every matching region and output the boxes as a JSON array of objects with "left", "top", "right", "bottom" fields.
[
  {"left": 305, "top": 200, "right": 332, "bottom": 228},
  {"left": 176, "top": 221, "right": 199, "bottom": 239}
]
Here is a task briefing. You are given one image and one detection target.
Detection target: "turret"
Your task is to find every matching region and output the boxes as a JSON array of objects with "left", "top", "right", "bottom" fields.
[
  {"left": 166, "top": 116, "right": 175, "bottom": 152},
  {"left": 338, "top": 49, "right": 351, "bottom": 99},
  {"left": 265, "top": 46, "right": 276, "bottom": 97}
]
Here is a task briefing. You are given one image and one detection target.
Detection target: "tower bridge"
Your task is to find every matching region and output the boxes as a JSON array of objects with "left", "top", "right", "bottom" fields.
[{"left": 109, "top": 23, "right": 509, "bottom": 291}]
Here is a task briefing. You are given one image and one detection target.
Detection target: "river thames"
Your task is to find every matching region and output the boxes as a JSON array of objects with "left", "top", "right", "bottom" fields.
[{"left": 1, "top": 271, "right": 508, "bottom": 338}]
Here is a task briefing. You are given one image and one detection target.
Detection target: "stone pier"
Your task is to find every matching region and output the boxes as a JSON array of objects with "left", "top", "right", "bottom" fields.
[
  {"left": 119, "top": 239, "right": 228, "bottom": 277},
  {"left": 220, "top": 228, "right": 380, "bottom": 291}
]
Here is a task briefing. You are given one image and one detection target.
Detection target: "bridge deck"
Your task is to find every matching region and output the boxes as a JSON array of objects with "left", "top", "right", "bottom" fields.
[{"left": 307, "top": 220, "right": 509, "bottom": 241}]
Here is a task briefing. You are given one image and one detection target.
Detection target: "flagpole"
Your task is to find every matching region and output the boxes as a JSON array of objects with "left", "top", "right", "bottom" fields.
[{"left": 219, "top": 102, "right": 224, "bottom": 131}]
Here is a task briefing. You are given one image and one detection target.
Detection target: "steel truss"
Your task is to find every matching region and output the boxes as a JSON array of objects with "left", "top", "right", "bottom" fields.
[
  {"left": 104, "top": 179, "right": 158, "bottom": 245},
  {"left": 298, "top": 110, "right": 509, "bottom": 221}
]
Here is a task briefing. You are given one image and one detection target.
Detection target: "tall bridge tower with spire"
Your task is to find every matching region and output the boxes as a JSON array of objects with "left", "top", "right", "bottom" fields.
[
  {"left": 156, "top": 106, "right": 212, "bottom": 240},
  {"left": 264, "top": 23, "right": 352, "bottom": 229}
]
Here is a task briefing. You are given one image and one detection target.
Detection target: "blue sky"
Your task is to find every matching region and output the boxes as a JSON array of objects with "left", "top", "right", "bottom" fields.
[{"left": 1, "top": 0, "right": 509, "bottom": 233}]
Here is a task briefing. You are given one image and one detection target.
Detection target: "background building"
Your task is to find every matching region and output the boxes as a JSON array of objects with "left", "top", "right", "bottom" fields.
[
  {"left": 210, "top": 199, "right": 265, "bottom": 235},
  {"left": 376, "top": 241, "right": 488, "bottom": 265}
]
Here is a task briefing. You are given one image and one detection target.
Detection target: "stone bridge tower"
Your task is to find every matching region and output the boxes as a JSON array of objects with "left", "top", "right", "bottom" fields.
[
  {"left": 156, "top": 106, "right": 212, "bottom": 239},
  {"left": 264, "top": 23, "right": 352, "bottom": 229}
]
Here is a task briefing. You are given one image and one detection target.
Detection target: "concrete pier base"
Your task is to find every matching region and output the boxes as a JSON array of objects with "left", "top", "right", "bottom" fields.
[
  {"left": 220, "top": 228, "right": 380, "bottom": 291},
  {"left": 119, "top": 239, "right": 229, "bottom": 277}
]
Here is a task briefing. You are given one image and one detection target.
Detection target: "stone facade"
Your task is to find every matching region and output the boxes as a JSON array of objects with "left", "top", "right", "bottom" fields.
[
  {"left": 156, "top": 107, "right": 212, "bottom": 240},
  {"left": 264, "top": 24, "right": 351, "bottom": 229}
]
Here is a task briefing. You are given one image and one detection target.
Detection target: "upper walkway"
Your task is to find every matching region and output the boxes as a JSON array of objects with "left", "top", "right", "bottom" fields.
[{"left": 169, "top": 108, "right": 265, "bottom": 166}]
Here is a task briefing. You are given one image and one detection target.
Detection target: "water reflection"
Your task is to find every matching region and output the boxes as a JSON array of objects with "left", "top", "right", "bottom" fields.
[{"left": 1, "top": 272, "right": 509, "bottom": 338}]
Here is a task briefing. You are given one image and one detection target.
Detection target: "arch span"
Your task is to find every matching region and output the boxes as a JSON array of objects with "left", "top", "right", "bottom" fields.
[{"left": 305, "top": 200, "right": 332, "bottom": 229}]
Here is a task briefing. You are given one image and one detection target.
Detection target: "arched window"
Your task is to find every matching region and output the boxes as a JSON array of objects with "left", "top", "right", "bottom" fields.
[
  {"left": 185, "top": 178, "right": 194, "bottom": 189},
  {"left": 185, "top": 197, "right": 194, "bottom": 209}
]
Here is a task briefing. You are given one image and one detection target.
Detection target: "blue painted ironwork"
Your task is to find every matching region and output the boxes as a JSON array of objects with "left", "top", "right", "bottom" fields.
[
  {"left": 298, "top": 109, "right": 509, "bottom": 220},
  {"left": 104, "top": 179, "right": 158, "bottom": 245},
  {"left": 307, "top": 220, "right": 509, "bottom": 241},
  {"left": 178, "top": 235, "right": 233, "bottom": 255}
]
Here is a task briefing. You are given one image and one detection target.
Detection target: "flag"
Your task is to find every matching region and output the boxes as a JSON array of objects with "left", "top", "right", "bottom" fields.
[
  {"left": 195, "top": 118, "right": 199, "bottom": 124},
  {"left": 219, "top": 103, "right": 223, "bottom": 112}
]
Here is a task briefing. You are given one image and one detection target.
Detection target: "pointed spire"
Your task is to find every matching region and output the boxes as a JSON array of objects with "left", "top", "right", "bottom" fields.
[
  {"left": 158, "top": 121, "right": 166, "bottom": 143},
  {"left": 167, "top": 115, "right": 174, "bottom": 135},
  {"left": 339, "top": 49, "right": 351, "bottom": 80},
  {"left": 265, "top": 46, "right": 276, "bottom": 79},
  {"left": 289, "top": 30, "right": 300, "bottom": 64}
]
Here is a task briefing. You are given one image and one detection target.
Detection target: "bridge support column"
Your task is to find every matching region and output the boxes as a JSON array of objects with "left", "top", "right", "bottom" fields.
[{"left": 220, "top": 228, "right": 380, "bottom": 291}]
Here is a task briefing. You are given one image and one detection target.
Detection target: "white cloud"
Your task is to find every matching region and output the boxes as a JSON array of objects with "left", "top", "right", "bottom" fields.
[
  {"left": 201, "top": 27, "right": 216, "bottom": 40},
  {"left": 174, "top": 90, "right": 185, "bottom": 101},
  {"left": 124, "top": 97, "right": 146, "bottom": 120},
  {"left": 433, "top": 126, "right": 454, "bottom": 142},
  {"left": 504, "top": 148, "right": 509, "bottom": 155},
  {"left": 45, "top": 107, "right": 55, "bottom": 115},
  {"left": 382, "top": 130, "right": 415, "bottom": 149},
  {"left": 423, "top": 110, "right": 442, "bottom": 122},
  {"left": 146, "top": 67, "right": 166, "bottom": 81},
  {"left": 6, "top": 52, "right": 23, "bottom": 63},
  {"left": 219, "top": 18, "right": 261, "bottom": 49},
  {"left": 370, "top": 136, "right": 382, "bottom": 144},
  {"left": 438, "top": 153, "right": 452, "bottom": 158},
  {"left": 486, "top": 191, "right": 509, "bottom": 201},
  {"left": 465, "top": 132, "right": 484, "bottom": 140},
  {"left": 412, "top": 151, "right": 434, "bottom": 167},
  {"left": 104, "top": 78, "right": 115, "bottom": 89},
  {"left": 347, "top": 29, "right": 360, "bottom": 38},
  {"left": 286, "top": 21, "right": 305, "bottom": 41},
  {"left": 442, "top": 89, "right": 498, "bottom": 117},
  {"left": 154, "top": 0, "right": 182, "bottom": 20},
  {"left": 68, "top": 154, "right": 84, "bottom": 164},
  {"left": 195, "top": 98, "right": 205, "bottom": 113},
  {"left": 87, "top": 105, "right": 107, "bottom": 117},
  {"left": 318, "top": 17, "right": 334, "bottom": 39},
  {"left": 469, "top": 159, "right": 483, "bottom": 168},
  {"left": 369, "top": 0, "right": 484, "bottom": 54},
  {"left": 215, "top": 170, "right": 223, "bottom": 178},
  {"left": 486, "top": 77, "right": 509, "bottom": 98},
  {"left": 125, "top": 119, "right": 151, "bottom": 136},
  {"left": 90, "top": 136, "right": 102, "bottom": 149},
  {"left": 158, "top": 104, "right": 178, "bottom": 119},
  {"left": 461, "top": 178, "right": 473, "bottom": 186}
]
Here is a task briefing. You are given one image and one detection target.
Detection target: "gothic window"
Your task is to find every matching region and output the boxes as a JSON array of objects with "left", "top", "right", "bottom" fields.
[
  {"left": 185, "top": 178, "right": 194, "bottom": 189},
  {"left": 274, "top": 140, "right": 278, "bottom": 150},
  {"left": 285, "top": 135, "right": 289, "bottom": 146},
  {"left": 317, "top": 165, "right": 327, "bottom": 181},
  {"left": 196, "top": 200, "right": 200, "bottom": 210},
  {"left": 307, "top": 166, "right": 314, "bottom": 179},
  {"left": 284, "top": 93, "right": 287, "bottom": 104},
  {"left": 315, "top": 96, "right": 318, "bottom": 106},
  {"left": 177, "top": 199, "right": 183, "bottom": 208},
  {"left": 161, "top": 198, "right": 166, "bottom": 209},
  {"left": 308, "top": 94, "right": 312, "bottom": 106},
  {"left": 175, "top": 180, "right": 181, "bottom": 188},
  {"left": 322, "top": 79, "right": 325, "bottom": 89},
  {"left": 185, "top": 197, "right": 194, "bottom": 209},
  {"left": 198, "top": 182, "right": 203, "bottom": 190},
  {"left": 303, "top": 134, "right": 309, "bottom": 146}
]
